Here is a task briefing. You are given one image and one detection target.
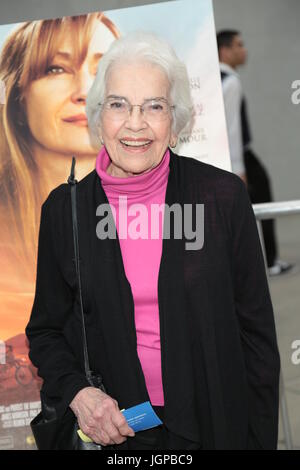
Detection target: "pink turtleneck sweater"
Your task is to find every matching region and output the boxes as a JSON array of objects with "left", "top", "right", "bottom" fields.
[{"left": 96, "top": 146, "right": 170, "bottom": 406}]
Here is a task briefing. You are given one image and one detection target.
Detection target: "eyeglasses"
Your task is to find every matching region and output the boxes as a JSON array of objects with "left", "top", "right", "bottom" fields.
[{"left": 98, "top": 96, "right": 175, "bottom": 122}]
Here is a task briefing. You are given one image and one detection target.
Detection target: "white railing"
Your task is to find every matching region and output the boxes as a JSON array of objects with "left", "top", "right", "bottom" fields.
[
  {"left": 253, "top": 200, "right": 300, "bottom": 220},
  {"left": 253, "top": 200, "right": 300, "bottom": 450}
]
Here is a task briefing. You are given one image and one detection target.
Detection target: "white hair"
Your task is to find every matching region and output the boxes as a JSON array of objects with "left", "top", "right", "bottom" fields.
[{"left": 86, "top": 30, "right": 194, "bottom": 144}]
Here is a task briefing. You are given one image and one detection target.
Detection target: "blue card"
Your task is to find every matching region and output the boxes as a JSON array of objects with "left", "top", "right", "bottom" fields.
[{"left": 122, "top": 401, "right": 163, "bottom": 432}]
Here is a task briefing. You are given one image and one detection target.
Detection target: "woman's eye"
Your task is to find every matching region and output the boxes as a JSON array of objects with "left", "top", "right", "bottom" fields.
[
  {"left": 149, "top": 103, "right": 163, "bottom": 112},
  {"left": 46, "top": 65, "right": 65, "bottom": 75},
  {"left": 110, "top": 101, "right": 125, "bottom": 109}
]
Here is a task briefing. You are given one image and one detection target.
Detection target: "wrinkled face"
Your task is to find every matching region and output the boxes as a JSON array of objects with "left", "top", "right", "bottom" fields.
[
  {"left": 100, "top": 62, "right": 177, "bottom": 177},
  {"left": 24, "top": 20, "right": 116, "bottom": 157}
]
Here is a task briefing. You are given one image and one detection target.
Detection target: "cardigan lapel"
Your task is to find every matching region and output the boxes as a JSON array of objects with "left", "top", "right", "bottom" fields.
[
  {"left": 160, "top": 152, "right": 229, "bottom": 446},
  {"left": 77, "top": 172, "right": 150, "bottom": 407},
  {"left": 157, "top": 152, "right": 202, "bottom": 443}
]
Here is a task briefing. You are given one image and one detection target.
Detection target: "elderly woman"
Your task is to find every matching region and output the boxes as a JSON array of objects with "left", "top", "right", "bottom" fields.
[{"left": 26, "top": 31, "right": 280, "bottom": 450}]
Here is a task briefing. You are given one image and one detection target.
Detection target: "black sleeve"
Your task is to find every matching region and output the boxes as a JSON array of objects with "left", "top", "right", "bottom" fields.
[
  {"left": 231, "top": 179, "right": 281, "bottom": 450},
  {"left": 25, "top": 195, "right": 90, "bottom": 417}
]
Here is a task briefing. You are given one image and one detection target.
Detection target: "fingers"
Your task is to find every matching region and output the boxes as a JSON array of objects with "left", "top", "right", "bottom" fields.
[
  {"left": 83, "top": 420, "right": 130, "bottom": 446},
  {"left": 79, "top": 420, "right": 121, "bottom": 446},
  {"left": 82, "top": 427, "right": 113, "bottom": 446},
  {"left": 91, "top": 428, "right": 120, "bottom": 446},
  {"left": 97, "top": 398, "right": 134, "bottom": 437},
  {"left": 73, "top": 389, "right": 135, "bottom": 447},
  {"left": 111, "top": 411, "right": 135, "bottom": 438},
  {"left": 100, "top": 421, "right": 128, "bottom": 445},
  {"left": 96, "top": 407, "right": 134, "bottom": 445},
  {"left": 89, "top": 403, "right": 134, "bottom": 446}
]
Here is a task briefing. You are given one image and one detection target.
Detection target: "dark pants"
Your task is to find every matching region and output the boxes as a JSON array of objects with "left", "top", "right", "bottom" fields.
[
  {"left": 107, "top": 406, "right": 201, "bottom": 450},
  {"left": 244, "top": 149, "right": 278, "bottom": 267}
]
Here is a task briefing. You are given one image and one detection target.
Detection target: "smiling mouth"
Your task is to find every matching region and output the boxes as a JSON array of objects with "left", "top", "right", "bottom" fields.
[{"left": 120, "top": 139, "right": 153, "bottom": 148}]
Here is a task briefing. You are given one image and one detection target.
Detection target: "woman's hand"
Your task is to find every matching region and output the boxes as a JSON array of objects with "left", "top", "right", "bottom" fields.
[{"left": 69, "top": 386, "right": 135, "bottom": 446}]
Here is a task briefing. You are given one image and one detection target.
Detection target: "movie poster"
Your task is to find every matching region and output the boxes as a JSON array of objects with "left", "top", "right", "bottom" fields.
[{"left": 0, "top": 0, "right": 230, "bottom": 449}]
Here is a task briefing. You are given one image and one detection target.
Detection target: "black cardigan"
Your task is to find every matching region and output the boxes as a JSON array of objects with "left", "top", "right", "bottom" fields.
[{"left": 26, "top": 150, "right": 280, "bottom": 450}]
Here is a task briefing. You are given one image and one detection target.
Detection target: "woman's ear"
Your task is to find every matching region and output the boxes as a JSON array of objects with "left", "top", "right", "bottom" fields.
[{"left": 169, "top": 134, "right": 178, "bottom": 148}]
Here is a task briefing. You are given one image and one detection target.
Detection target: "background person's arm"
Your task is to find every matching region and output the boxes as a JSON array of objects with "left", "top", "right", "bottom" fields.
[
  {"left": 222, "top": 75, "right": 246, "bottom": 182},
  {"left": 230, "top": 178, "right": 280, "bottom": 449}
]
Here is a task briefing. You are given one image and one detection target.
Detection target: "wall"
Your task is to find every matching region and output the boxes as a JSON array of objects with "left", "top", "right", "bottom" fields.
[
  {"left": 213, "top": 0, "right": 300, "bottom": 204},
  {"left": 0, "top": 0, "right": 166, "bottom": 23}
]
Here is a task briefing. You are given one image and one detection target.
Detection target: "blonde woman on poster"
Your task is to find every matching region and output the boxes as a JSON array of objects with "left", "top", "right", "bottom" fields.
[{"left": 0, "top": 13, "right": 119, "bottom": 343}]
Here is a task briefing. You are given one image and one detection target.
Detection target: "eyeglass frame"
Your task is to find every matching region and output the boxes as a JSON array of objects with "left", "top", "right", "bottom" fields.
[{"left": 98, "top": 95, "right": 175, "bottom": 121}]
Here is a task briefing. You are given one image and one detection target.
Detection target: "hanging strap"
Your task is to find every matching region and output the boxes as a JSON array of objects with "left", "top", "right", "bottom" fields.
[{"left": 67, "top": 157, "right": 94, "bottom": 386}]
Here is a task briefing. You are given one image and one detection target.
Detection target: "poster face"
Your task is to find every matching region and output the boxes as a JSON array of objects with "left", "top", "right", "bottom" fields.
[{"left": 0, "top": 0, "right": 229, "bottom": 449}]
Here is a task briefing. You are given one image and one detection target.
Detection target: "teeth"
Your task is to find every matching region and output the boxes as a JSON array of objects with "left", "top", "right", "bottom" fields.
[{"left": 121, "top": 140, "right": 151, "bottom": 147}]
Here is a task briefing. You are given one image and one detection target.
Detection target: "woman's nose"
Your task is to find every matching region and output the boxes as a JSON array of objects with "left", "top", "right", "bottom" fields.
[
  {"left": 70, "top": 67, "right": 95, "bottom": 104},
  {"left": 124, "top": 106, "right": 147, "bottom": 131}
]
